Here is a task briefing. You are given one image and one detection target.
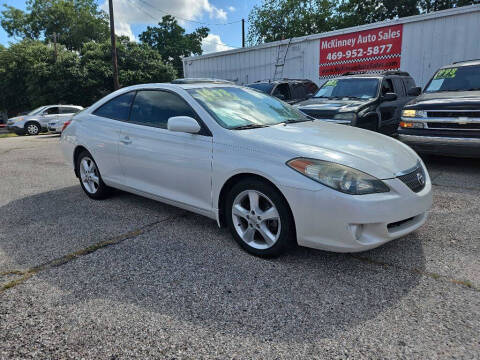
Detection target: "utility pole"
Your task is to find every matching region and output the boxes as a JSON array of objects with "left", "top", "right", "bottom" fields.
[
  {"left": 108, "top": 0, "right": 120, "bottom": 90},
  {"left": 242, "top": 19, "right": 245, "bottom": 48},
  {"left": 53, "top": 32, "right": 57, "bottom": 62}
]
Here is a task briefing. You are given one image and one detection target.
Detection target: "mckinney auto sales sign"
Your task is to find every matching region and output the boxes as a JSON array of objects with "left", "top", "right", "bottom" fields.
[{"left": 319, "top": 24, "right": 403, "bottom": 78}]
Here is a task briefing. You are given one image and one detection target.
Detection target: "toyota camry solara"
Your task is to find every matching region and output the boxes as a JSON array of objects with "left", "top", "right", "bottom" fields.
[{"left": 60, "top": 82, "right": 432, "bottom": 257}]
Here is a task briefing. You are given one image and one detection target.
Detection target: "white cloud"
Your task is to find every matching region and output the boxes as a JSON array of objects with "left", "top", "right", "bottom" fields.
[
  {"left": 100, "top": 0, "right": 229, "bottom": 41},
  {"left": 228, "top": 6, "right": 235, "bottom": 12},
  {"left": 201, "top": 33, "right": 234, "bottom": 54}
]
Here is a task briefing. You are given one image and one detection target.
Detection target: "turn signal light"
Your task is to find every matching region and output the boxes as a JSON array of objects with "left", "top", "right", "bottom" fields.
[{"left": 399, "top": 121, "right": 424, "bottom": 129}]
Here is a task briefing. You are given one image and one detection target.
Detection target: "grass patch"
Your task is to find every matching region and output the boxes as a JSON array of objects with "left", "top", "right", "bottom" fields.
[{"left": 0, "top": 133, "right": 18, "bottom": 138}]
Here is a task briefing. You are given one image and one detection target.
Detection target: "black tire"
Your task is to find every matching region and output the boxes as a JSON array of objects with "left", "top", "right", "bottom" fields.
[
  {"left": 25, "top": 122, "right": 40, "bottom": 136},
  {"left": 76, "top": 150, "right": 111, "bottom": 200},
  {"left": 225, "top": 178, "right": 296, "bottom": 257}
]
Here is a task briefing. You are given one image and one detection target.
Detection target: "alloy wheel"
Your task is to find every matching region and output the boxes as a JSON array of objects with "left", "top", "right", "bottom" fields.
[
  {"left": 27, "top": 124, "right": 39, "bottom": 135},
  {"left": 79, "top": 157, "right": 100, "bottom": 194},
  {"left": 232, "top": 190, "right": 281, "bottom": 250}
]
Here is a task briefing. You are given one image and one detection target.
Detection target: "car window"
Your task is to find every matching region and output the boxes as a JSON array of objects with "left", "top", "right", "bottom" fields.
[
  {"left": 60, "top": 107, "right": 81, "bottom": 114},
  {"left": 314, "top": 78, "right": 379, "bottom": 99},
  {"left": 425, "top": 65, "right": 480, "bottom": 92},
  {"left": 305, "top": 81, "right": 319, "bottom": 96},
  {"left": 245, "top": 83, "right": 274, "bottom": 94},
  {"left": 129, "top": 90, "right": 197, "bottom": 129},
  {"left": 392, "top": 78, "right": 405, "bottom": 96},
  {"left": 403, "top": 77, "right": 416, "bottom": 92},
  {"left": 272, "top": 83, "right": 291, "bottom": 100},
  {"left": 93, "top": 92, "right": 135, "bottom": 121},
  {"left": 381, "top": 79, "right": 394, "bottom": 95},
  {"left": 44, "top": 107, "right": 59, "bottom": 115},
  {"left": 291, "top": 83, "right": 307, "bottom": 99}
]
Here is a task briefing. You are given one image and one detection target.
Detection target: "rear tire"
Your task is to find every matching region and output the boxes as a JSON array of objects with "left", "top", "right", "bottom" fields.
[
  {"left": 76, "top": 151, "right": 111, "bottom": 200},
  {"left": 225, "top": 179, "right": 295, "bottom": 257}
]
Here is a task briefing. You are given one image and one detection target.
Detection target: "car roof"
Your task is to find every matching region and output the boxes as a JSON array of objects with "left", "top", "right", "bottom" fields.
[
  {"left": 444, "top": 59, "right": 480, "bottom": 68},
  {"left": 119, "top": 82, "right": 241, "bottom": 92},
  {"left": 247, "top": 79, "right": 313, "bottom": 85}
]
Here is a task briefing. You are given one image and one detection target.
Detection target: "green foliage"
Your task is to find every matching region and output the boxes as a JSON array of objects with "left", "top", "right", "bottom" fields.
[
  {"left": 248, "top": 0, "right": 476, "bottom": 45},
  {"left": 139, "top": 15, "right": 209, "bottom": 76},
  {"left": 0, "top": 39, "right": 176, "bottom": 115},
  {"left": 1, "top": 0, "right": 109, "bottom": 51},
  {"left": 248, "top": 0, "right": 335, "bottom": 45}
]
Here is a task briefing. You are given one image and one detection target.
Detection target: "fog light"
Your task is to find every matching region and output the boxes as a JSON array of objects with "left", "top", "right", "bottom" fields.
[{"left": 350, "top": 224, "right": 364, "bottom": 240}]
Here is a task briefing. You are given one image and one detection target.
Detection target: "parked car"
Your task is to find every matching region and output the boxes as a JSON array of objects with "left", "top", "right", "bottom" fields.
[
  {"left": 295, "top": 71, "right": 421, "bottom": 135},
  {"left": 398, "top": 59, "right": 480, "bottom": 157},
  {"left": 7, "top": 105, "right": 83, "bottom": 135},
  {"left": 61, "top": 81, "right": 432, "bottom": 257},
  {"left": 246, "top": 79, "right": 319, "bottom": 104}
]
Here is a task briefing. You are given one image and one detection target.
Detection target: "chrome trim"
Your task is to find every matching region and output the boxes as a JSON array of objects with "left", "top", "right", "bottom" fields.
[
  {"left": 399, "top": 134, "right": 480, "bottom": 144},
  {"left": 323, "top": 119, "right": 351, "bottom": 124},
  {"left": 400, "top": 116, "right": 480, "bottom": 131},
  {"left": 425, "top": 109, "right": 480, "bottom": 112},
  {"left": 395, "top": 161, "right": 421, "bottom": 177}
]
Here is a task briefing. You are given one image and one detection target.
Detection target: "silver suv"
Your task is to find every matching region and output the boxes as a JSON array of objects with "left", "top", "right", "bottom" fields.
[{"left": 7, "top": 105, "right": 83, "bottom": 135}]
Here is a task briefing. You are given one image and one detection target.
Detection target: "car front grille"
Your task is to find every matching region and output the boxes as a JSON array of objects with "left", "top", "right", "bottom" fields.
[
  {"left": 298, "top": 109, "right": 336, "bottom": 119},
  {"left": 427, "top": 111, "right": 480, "bottom": 118},
  {"left": 397, "top": 165, "right": 426, "bottom": 193},
  {"left": 427, "top": 122, "right": 480, "bottom": 130}
]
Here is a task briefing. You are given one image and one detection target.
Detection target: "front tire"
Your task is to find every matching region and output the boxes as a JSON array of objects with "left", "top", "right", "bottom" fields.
[
  {"left": 25, "top": 122, "right": 40, "bottom": 136},
  {"left": 225, "top": 179, "right": 295, "bottom": 257},
  {"left": 76, "top": 151, "right": 111, "bottom": 200}
]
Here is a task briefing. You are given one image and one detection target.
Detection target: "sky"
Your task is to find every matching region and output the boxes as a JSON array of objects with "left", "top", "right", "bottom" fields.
[{"left": 0, "top": 0, "right": 262, "bottom": 53}]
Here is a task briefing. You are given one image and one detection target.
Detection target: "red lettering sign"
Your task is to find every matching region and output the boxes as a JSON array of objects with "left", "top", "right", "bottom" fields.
[{"left": 319, "top": 24, "right": 403, "bottom": 77}]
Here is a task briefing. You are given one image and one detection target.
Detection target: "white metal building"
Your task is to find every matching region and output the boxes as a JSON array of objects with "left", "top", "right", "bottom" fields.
[{"left": 183, "top": 5, "right": 480, "bottom": 87}]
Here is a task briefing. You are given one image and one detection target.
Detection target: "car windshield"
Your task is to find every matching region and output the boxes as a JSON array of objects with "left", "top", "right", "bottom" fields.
[
  {"left": 188, "top": 86, "right": 309, "bottom": 129},
  {"left": 27, "top": 106, "right": 47, "bottom": 115},
  {"left": 424, "top": 65, "right": 480, "bottom": 92},
  {"left": 245, "top": 83, "right": 274, "bottom": 94},
  {"left": 314, "top": 78, "right": 379, "bottom": 99}
]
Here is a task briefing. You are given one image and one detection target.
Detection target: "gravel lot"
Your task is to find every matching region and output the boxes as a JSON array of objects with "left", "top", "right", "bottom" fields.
[{"left": 0, "top": 135, "right": 479, "bottom": 359}]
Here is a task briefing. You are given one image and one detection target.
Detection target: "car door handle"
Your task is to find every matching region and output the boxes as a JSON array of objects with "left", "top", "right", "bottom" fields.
[{"left": 120, "top": 136, "right": 132, "bottom": 145}]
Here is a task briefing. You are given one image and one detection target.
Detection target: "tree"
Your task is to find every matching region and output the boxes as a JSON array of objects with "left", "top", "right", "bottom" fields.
[
  {"left": 139, "top": 15, "right": 209, "bottom": 77},
  {"left": 1, "top": 0, "right": 109, "bottom": 51},
  {"left": 247, "top": 0, "right": 336, "bottom": 45},
  {"left": 0, "top": 38, "right": 176, "bottom": 116},
  {"left": 418, "top": 0, "right": 475, "bottom": 12}
]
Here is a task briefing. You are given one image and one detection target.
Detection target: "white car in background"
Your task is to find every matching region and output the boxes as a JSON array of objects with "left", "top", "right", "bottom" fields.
[
  {"left": 7, "top": 105, "right": 83, "bottom": 135},
  {"left": 60, "top": 80, "right": 432, "bottom": 257}
]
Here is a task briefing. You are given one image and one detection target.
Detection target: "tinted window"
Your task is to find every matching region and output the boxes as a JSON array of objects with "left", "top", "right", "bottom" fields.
[
  {"left": 272, "top": 83, "right": 291, "bottom": 100},
  {"left": 291, "top": 83, "right": 306, "bottom": 99},
  {"left": 44, "top": 107, "right": 59, "bottom": 115},
  {"left": 93, "top": 92, "right": 135, "bottom": 121},
  {"left": 60, "top": 107, "right": 81, "bottom": 114},
  {"left": 381, "top": 79, "right": 394, "bottom": 95},
  {"left": 404, "top": 77, "right": 416, "bottom": 92},
  {"left": 129, "top": 90, "right": 197, "bottom": 129},
  {"left": 392, "top": 78, "right": 405, "bottom": 96}
]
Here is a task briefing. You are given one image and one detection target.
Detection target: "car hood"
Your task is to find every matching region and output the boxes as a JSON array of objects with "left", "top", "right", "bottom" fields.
[
  {"left": 295, "top": 97, "right": 370, "bottom": 112},
  {"left": 232, "top": 121, "right": 419, "bottom": 179},
  {"left": 405, "top": 91, "right": 480, "bottom": 110}
]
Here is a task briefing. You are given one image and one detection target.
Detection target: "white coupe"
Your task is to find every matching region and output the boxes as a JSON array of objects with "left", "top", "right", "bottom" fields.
[{"left": 61, "top": 80, "right": 432, "bottom": 257}]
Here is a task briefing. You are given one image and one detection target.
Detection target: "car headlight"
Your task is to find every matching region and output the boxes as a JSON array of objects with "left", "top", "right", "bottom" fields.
[
  {"left": 286, "top": 158, "right": 390, "bottom": 195},
  {"left": 13, "top": 117, "right": 24, "bottom": 123},
  {"left": 402, "top": 109, "right": 426, "bottom": 118},
  {"left": 333, "top": 112, "right": 356, "bottom": 121}
]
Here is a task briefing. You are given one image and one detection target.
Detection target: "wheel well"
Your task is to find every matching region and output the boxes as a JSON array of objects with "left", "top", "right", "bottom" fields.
[
  {"left": 217, "top": 173, "right": 296, "bottom": 234},
  {"left": 73, "top": 146, "right": 88, "bottom": 177},
  {"left": 24, "top": 120, "right": 41, "bottom": 129}
]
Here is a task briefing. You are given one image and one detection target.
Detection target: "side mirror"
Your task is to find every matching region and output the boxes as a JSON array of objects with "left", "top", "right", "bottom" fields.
[
  {"left": 306, "top": 92, "right": 314, "bottom": 99},
  {"left": 275, "top": 94, "right": 286, "bottom": 100},
  {"left": 167, "top": 116, "right": 201, "bottom": 134},
  {"left": 382, "top": 92, "right": 398, "bottom": 101},
  {"left": 407, "top": 87, "right": 422, "bottom": 96}
]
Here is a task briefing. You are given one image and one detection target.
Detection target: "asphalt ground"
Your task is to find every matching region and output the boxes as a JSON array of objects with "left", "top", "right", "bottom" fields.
[{"left": 0, "top": 134, "right": 479, "bottom": 359}]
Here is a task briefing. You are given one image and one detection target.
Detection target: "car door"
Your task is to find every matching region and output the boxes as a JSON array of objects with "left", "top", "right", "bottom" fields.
[
  {"left": 90, "top": 91, "right": 136, "bottom": 185},
  {"left": 378, "top": 78, "right": 401, "bottom": 131},
  {"left": 40, "top": 106, "right": 59, "bottom": 128},
  {"left": 117, "top": 89, "right": 213, "bottom": 213}
]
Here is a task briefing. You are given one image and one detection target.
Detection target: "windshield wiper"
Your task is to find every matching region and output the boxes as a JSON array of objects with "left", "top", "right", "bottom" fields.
[
  {"left": 282, "top": 118, "right": 314, "bottom": 124},
  {"left": 231, "top": 124, "right": 270, "bottom": 130}
]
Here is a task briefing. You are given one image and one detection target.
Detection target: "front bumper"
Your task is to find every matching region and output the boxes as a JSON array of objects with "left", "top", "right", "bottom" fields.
[
  {"left": 7, "top": 124, "right": 24, "bottom": 134},
  {"left": 279, "top": 172, "right": 432, "bottom": 253},
  {"left": 398, "top": 131, "right": 480, "bottom": 157}
]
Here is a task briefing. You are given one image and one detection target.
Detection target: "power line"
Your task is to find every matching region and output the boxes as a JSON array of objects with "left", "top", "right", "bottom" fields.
[
  {"left": 136, "top": 0, "right": 243, "bottom": 26},
  {"left": 128, "top": 1, "right": 241, "bottom": 49}
]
